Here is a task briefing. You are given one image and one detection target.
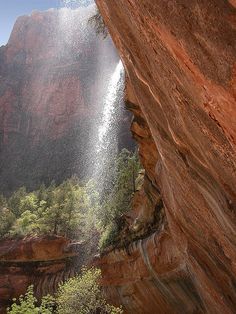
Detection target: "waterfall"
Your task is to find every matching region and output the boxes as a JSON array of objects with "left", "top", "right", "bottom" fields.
[
  {"left": 56, "top": 0, "right": 126, "bottom": 233},
  {"left": 55, "top": 0, "right": 124, "bottom": 181},
  {"left": 98, "top": 60, "right": 124, "bottom": 150},
  {"left": 93, "top": 60, "right": 125, "bottom": 196}
]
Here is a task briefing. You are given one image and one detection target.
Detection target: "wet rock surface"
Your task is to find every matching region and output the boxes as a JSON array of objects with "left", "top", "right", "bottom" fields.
[{"left": 95, "top": 1, "right": 236, "bottom": 313}]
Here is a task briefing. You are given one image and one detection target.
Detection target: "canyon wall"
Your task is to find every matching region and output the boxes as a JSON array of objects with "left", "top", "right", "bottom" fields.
[
  {"left": 0, "top": 8, "right": 133, "bottom": 194},
  {"left": 95, "top": 1, "right": 236, "bottom": 313}
]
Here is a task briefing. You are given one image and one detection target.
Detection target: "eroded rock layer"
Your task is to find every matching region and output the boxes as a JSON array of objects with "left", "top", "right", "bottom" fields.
[
  {"left": 95, "top": 1, "right": 236, "bottom": 313},
  {"left": 0, "top": 236, "right": 83, "bottom": 313}
]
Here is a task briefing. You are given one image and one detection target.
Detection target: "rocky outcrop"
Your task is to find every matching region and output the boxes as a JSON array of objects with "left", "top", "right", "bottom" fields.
[
  {"left": 0, "top": 236, "right": 84, "bottom": 313},
  {"left": 95, "top": 1, "right": 236, "bottom": 313},
  {"left": 0, "top": 7, "right": 133, "bottom": 194}
]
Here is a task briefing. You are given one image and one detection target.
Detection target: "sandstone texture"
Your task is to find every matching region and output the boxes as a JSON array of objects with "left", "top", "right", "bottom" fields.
[
  {"left": 95, "top": 1, "right": 236, "bottom": 313},
  {"left": 0, "top": 8, "right": 133, "bottom": 194},
  {"left": 0, "top": 236, "right": 83, "bottom": 313}
]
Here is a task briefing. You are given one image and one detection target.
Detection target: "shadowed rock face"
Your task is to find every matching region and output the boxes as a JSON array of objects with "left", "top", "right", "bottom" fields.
[
  {"left": 0, "top": 236, "right": 85, "bottom": 314},
  {"left": 95, "top": 1, "right": 236, "bottom": 313},
  {"left": 0, "top": 8, "right": 133, "bottom": 194}
]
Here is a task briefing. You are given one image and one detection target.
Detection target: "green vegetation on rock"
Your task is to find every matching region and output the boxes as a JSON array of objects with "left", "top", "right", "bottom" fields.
[
  {"left": 0, "top": 149, "right": 141, "bottom": 250},
  {"left": 99, "top": 149, "right": 141, "bottom": 249},
  {"left": 56, "top": 267, "right": 122, "bottom": 314},
  {"left": 0, "top": 177, "right": 98, "bottom": 240},
  {"left": 7, "top": 285, "right": 54, "bottom": 314},
  {"left": 8, "top": 268, "right": 123, "bottom": 314}
]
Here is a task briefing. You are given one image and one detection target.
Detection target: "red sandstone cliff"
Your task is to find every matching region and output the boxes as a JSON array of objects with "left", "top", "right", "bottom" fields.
[
  {"left": 95, "top": 1, "right": 236, "bottom": 313},
  {"left": 0, "top": 7, "right": 133, "bottom": 194}
]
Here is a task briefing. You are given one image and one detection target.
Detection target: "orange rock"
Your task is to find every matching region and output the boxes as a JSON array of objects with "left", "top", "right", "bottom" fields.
[{"left": 96, "top": 0, "right": 236, "bottom": 312}]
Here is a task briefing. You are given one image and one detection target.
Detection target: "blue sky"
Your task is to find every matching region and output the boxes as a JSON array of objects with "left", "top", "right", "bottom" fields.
[{"left": 0, "top": 0, "right": 62, "bottom": 46}]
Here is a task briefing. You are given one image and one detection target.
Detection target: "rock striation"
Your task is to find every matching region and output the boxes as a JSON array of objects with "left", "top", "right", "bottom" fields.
[
  {"left": 95, "top": 1, "right": 236, "bottom": 313},
  {"left": 0, "top": 236, "right": 84, "bottom": 313}
]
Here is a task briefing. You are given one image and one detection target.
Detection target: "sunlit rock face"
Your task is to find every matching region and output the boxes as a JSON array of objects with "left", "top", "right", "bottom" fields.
[
  {"left": 96, "top": 0, "right": 236, "bottom": 313},
  {"left": 0, "top": 236, "right": 85, "bottom": 314},
  {"left": 0, "top": 8, "right": 133, "bottom": 194}
]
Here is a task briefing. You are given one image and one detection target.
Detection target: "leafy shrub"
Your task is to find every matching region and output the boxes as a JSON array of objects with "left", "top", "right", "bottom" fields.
[
  {"left": 98, "top": 149, "right": 141, "bottom": 249},
  {"left": 0, "top": 207, "right": 15, "bottom": 237},
  {"left": 99, "top": 222, "right": 119, "bottom": 250},
  {"left": 8, "top": 187, "right": 27, "bottom": 217},
  {"left": 8, "top": 269, "right": 122, "bottom": 314},
  {"left": 7, "top": 285, "right": 54, "bottom": 314},
  {"left": 57, "top": 267, "right": 122, "bottom": 314},
  {"left": 9, "top": 210, "right": 38, "bottom": 236}
]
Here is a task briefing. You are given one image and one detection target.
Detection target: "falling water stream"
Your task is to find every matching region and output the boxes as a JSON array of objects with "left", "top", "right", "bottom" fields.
[
  {"left": 53, "top": 1, "right": 127, "bottom": 262},
  {"left": 57, "top": 0, "right": 126, "bottom": 184},
  {"left": 98, "top": 60, "right": 124, "bottom": 149},
  {"left": 57, "top": 0, "right": 126, "bottom": 199},
  {"left": 94, "top": 60, "right": 125, "bottom": 192}
]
